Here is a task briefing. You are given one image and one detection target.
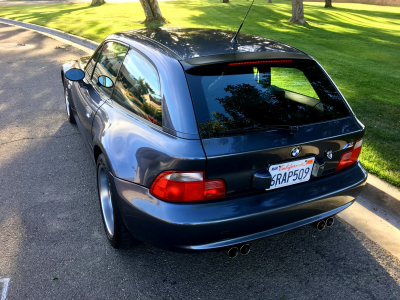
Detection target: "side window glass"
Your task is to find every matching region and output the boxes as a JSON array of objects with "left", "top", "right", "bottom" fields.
[
  {"left": 91, "top": 42, "right": 128, "bottom": 99},
  {"left": 112, "top": 49, "right": 162, "bottom": 126},
  {"left": 84, "top": 44, "right": 103, "bottom": 79}
]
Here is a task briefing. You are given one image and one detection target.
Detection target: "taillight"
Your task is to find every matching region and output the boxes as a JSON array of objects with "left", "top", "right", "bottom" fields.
[
  {"left": 150, "top": 171, "right": 225, "bottom": 202},
  {"left": 335, "top": 139, "right": 363, "bottom": 172}
]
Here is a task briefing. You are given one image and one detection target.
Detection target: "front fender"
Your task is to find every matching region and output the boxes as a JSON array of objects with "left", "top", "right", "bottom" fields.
[
  {"left": 61, "top": 61, "right": 80, "bottom": 112},
  {"left": 61, "top": 61, "right": 76, "bottom": 83}
]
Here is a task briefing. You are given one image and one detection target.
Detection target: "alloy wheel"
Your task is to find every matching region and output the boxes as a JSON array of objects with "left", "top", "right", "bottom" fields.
[
  {"left": 65, "top": 87, "right": 71, "bottom": 118},
  {"left": 98, "top": 165, "right": 114, "bottom": 237}
]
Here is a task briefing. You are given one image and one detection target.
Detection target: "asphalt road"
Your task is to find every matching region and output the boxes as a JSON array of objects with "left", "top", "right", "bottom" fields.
[{"left": 0, "top": 23, "right": 399, "bottom": 300}]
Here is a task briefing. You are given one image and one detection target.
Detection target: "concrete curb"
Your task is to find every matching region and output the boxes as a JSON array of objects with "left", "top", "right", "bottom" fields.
[
  {"left": 337, "top": 173, "right": 400, "bottom": 262},
  {"left": 0, "top": 17, "right": 98, "bottom": 53},
  {"left": 337, "top": 172, "right": 400, "bottom": 261},
  {"left": 1, "top": 16, "right": 400, "bottom": 259},
  {"left": 361, "top": 173, "right": 400, "bottom": 220}
]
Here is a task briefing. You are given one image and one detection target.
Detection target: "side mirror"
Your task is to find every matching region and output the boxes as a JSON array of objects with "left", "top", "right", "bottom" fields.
[
  {"left": 65, "top": 68, "right": 85, "bottom": 81},
  {"left": 98, "top": 75, "right": 114, "bottom": 88}
]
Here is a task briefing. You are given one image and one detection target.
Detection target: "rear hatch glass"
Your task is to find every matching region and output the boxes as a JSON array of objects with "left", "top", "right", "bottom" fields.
[{"left": 185, "top": 60, "right": 351, "bottom": 138}]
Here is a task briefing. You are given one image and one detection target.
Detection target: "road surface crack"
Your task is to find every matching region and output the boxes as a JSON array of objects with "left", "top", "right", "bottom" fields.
[{"left": 0, "top": 133, "right": 80, "bottom": 146}]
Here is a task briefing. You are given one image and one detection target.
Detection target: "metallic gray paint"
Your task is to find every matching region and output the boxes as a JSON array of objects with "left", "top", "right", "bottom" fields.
[
  {"left": 121, "top": 28, "right": 303, "bottom": 60},
  {"left": 92, "top": 100, "right": 206, "bottom": 186},
  {"left": 111, "top": 161, "right": 367, "bottom": 252},
  {"left": 61, "top": 28, "right": 367, "bottom": 251},
  {"left": 72, "top": 75, "right": 106, "bottom": 149},
  {"left": 201, "top": 117, "right": 363, "bottom": 195}
]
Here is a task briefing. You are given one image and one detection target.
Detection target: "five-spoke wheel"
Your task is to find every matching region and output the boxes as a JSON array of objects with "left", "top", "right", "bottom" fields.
[
  {"left": 64, "top": 86, "right": 76, "bottom": 124},
  {"left": 96, "top": 154, "right": 136, "bottom": 249}
]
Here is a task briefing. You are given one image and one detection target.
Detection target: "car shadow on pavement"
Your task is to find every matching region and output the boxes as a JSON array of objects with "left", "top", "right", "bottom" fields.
[
  {"left": 112, "top": 218, "right": 400, "bottom": 299},
  {"left": 2, "top": 119, "right": 400, "bottom": 299},
  {"left": 1, "top": 117, "right": 400, "bottom": 300}
]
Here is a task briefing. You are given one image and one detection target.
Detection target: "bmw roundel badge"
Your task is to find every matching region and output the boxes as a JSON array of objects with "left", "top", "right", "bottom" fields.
[{"left": 291, "top": 146, "right": 301, "bottom": 157}]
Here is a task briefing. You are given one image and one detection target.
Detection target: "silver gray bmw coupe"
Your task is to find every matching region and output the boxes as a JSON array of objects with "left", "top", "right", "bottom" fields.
[{"left": 61, "top": 28, "right": 367, "bottom": 256}]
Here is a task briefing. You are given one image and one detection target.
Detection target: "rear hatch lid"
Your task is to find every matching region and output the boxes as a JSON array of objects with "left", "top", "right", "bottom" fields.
[{"left": 184, "top": 59, "right": 364, "bottom": 197}]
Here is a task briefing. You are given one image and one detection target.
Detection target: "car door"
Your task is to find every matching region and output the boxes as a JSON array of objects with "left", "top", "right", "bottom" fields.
[{"left": 72, "top": 41, "right": 129, "bottom": 148}]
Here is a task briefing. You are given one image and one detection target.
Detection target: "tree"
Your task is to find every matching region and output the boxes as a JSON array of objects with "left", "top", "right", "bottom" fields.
[
  {"left": 325, "top": 0, "right": 333, "bottom": 8},
  {"left": 139, "top": 0, "right": 166, "bottom": 24},
  {"left": 289, "top": 0, "right": 307, "bottom": 24},
  {"left": 268, "top": 0, "right": 272, "bottom": 3},
  {"left": 90, "top": 0, "right": 105, "bottom": 5}
]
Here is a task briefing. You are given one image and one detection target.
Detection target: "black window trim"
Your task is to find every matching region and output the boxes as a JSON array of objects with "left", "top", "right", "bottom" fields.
[
  {"left": 313, "top": 59, "right": 354, "bottom": 117},
  {"left": 85, "top": 42, "right": 104, "bottom": 79},
  {"left": 90, "top": 39, "right": 130, "bottom": 100}
]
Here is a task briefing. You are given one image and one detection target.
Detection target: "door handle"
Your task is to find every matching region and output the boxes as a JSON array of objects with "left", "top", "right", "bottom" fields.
[{"left": 85, "top": 106, "right": 92, "bottom": 118}]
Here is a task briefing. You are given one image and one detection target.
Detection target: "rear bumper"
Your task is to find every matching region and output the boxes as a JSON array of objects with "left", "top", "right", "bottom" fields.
[{"left": 111, "top": 161, "right": 367, "bottom": 252}]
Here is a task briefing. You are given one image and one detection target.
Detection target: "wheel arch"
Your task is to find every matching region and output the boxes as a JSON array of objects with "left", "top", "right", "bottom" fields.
[
  {"left": 61, "top": 69, "right": 65, "bottom": 86},
  {"left": 93, "top": 143, "right": 115, "bottom": 179},
  {"left": 94, "top": 144, "right": 102, "bottom": 164}
]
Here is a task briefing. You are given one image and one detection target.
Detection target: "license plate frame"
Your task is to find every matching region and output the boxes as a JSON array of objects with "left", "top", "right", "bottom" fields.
[{"left": 267, "top": 157, "right": 315, "bottom": 190}]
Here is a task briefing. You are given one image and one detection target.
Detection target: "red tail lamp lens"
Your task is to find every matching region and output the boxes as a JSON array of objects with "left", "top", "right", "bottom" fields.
[
  {"left": 150, "top": 171, "right": 225, "bottom": 202},
  {"left": 335, "top": 139, "right": 363, "bottom": 172},
  {"left": 228, "top": 60, "right": 292, "bottom": 67}
]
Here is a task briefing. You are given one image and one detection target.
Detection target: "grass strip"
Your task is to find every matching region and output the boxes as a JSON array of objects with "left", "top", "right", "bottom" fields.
[{"left": 1, "top": 0, "right": 399, "bottom": 187}]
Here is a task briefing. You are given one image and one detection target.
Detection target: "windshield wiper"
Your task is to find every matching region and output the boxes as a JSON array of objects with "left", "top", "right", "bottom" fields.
[{"left": 218, "top": 124, "right": 299, "bottom": 135}]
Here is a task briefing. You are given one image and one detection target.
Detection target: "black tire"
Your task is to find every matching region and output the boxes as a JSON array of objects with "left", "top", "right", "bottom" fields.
[
  {"left": 96, "top": 154, "right": 136, "bottom": 249},
  {"left": 64, "top": 85, "right": 76, "bottom": 124}
]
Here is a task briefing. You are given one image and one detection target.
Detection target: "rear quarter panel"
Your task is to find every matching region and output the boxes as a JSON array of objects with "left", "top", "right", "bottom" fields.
[{"left": 92, "top": 101, "right": 206, "bottom": 187}]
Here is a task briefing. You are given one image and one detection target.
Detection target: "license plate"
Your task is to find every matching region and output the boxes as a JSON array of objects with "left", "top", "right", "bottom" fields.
[{"left": 268, "top": 158, "right": 315, "bottom": 190}]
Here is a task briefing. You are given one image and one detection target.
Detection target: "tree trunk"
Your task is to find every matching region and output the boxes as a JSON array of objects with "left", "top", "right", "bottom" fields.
[
  {"left": 325, "top": 0, "right": 333, "bottom": 8},
  {"left": 90, "top": 0, "right": 105, "bottom": 5},
  {"left": 268, "top": 0, "right": 272, "bottom": 3},
  {"left": 222, "top": 0, "right": 229, "bottom": 3},
  {"left": 289, "top": 0, "right": 307, "bottom": 24},
  {"left": 139, "top": 0, "right": 166, "bottom": 24}
]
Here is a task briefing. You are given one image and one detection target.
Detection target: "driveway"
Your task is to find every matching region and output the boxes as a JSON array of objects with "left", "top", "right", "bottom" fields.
[{"left": 0, "top": 23, "right": 399, "bottom": 300}]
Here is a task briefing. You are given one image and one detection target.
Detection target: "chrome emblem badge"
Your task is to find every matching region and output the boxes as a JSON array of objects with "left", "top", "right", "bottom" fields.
[
  {"left": 291, "top": 146, "right": 301, "bottom": 157},
  {"left": 325, "top": 150, "right": 333, "bottom": 160},
  {"left": 343, "top": 142, "right": 354, "bottom": 150}
]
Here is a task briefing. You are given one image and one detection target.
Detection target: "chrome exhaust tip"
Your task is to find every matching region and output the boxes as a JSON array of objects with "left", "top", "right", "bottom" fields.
[
  {"left": 239, "top": 244, "right": 251, "bottom": 255},
  {"left": 227, "top": 247, "right": 239, "bottom": 258},
  {"left": 316, "top": 220, "right": 326, "bottom": 231},
  {"left": 325, "top": 217, "right": 334, "bottom": 227}
]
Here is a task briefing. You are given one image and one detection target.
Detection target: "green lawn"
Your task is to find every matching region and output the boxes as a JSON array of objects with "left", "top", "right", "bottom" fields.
[{"left": 1, "top": 0, "right": 399, "bottom": 187}]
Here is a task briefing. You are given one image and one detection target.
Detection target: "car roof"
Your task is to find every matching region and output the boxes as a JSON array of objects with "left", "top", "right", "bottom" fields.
[{"left": 115, "top": 28, "right": 308, "bottom": 61}]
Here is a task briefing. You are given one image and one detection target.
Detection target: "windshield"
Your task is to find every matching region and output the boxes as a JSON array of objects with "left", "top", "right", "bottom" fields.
[{"left": 185, "top": 60, "right": 351, "bottom": 138}]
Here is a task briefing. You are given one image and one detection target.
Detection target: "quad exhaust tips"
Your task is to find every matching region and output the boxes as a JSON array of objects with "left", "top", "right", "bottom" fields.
[
  {"left": 227, "top": 247, "right": 239, "bottom": 258},
  {"left": 325, "top": 216, "right": 334, "bottom": 227},
  {"left": 315, "top": 216, "right": 335, "bottom": 231},
  {"left": 240, "top": 243, "right": 251, "bottom": 255},
  {"left": 227, "top": 244, "right": 251, "bottom": 258},
  {"left": 316, "top": 220, "right": 326, "bottom": 231}
]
